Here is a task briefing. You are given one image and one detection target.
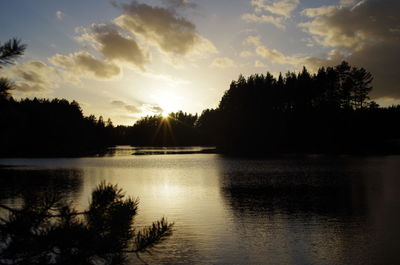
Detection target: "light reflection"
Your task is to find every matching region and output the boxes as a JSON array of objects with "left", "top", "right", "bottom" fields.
[{"left": 1, "top": 152, "right": 400, "bottom": 264}]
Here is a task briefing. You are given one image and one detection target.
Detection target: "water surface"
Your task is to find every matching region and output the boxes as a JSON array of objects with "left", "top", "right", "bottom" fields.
[{"left": 1, "top": 147, "right": 399, "bottom": 264}]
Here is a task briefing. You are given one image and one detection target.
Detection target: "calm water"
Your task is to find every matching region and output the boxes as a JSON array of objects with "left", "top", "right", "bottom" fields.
[{"left": 1, "top": 147, "right": 399, "bottom": 264}]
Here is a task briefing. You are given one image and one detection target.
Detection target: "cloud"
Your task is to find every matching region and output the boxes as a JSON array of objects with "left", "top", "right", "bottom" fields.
[
  {"left": 162, "top": 0, "right": 197, "bottom": 9},
  {"left": 149, "top": 105, "right": 163, "bottom": 113},
  {"left": 78, "top": 24, "right": 150, "bottom": 70},
  {"left": 125, "top": 105, "right": 141, "bottom": 113},
  {"left": 56, "top": 10, "right": 64, "bottom": 20},
  {"left": 141, "top": 104, "right": 164, "bottom": 114},
  {"left": 243, "top": 35, "right": 262, "bottom": 46},
  {"left": 241, "top": 13, "right": 285, "bottom": 29},
  {"left": 251, "top": 0, "right": 300, "bottom": 18},
  {"left": 114, "top": 1, "right": 217, "bottom": 57},
  {"left": 339, "top": 0, "right": 358, "bottom": 6},
  {"left": 243, "top": 35, "right": 300, "bottom": 65},
  {"left": 242, "top": 0, "right": 299, "bottom": 29},
  {"left": 246, "top": 35, "right": 400, "bottom": 99},
  {"left": 111, "top": 100, "right": 161, "bottom": 115},
  {"left": 298, "top": 0, "right": 400, "bottom": 98},
  {"left": 4, "top": 61, "right": 61, "bottom": 95},
  {"left": 298, "top": 0, "right": 399, "bottom": 50},
  {"left": 211, "top": 57, "right": 236, "bottom": 68},
  {"left": 303, "top": 43, "right": 400, "bottom": 99},
  {"left": 111, "top": 100, "right": 126, "bottom": 106},
  {"left": 111, "top": 100, "right": 141, "bottom": 113},
  {"left": 240, "top": 50, "right": 254, "bottom": 58},
  {"left": 254, "top": 60, "right": 266, "bottom": 67},
  {"left": 50, "top": 51, "right": 121, "bottom": 80},
  {"left": 256, "top": 45, "right": 300, "bottom": 65},
  {"left": 300, "top": 6, "right": 337, "bottom": 18}
]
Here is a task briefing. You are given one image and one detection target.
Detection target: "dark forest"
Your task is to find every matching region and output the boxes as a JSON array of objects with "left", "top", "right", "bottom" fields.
[{"left": 1, "top": 61, "right": 400, "bottom": 156}]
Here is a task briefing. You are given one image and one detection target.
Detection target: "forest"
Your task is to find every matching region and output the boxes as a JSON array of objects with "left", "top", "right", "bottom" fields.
[
  {"left": 1, "top": 39, "right": 400, "bottom": 155},
  {"left": 197, "top": 62, "right": 400, "bottom": 154}
]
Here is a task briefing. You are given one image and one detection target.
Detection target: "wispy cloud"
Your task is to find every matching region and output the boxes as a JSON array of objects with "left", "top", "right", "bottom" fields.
[
  {"left": 211, "top": 57, "right": 236, "bottom": 68},
  {"left": 162, "top": 0, "right": 197, "bottom": 9},
  {"left": 300, "top": 6, "right": 337, "bottom": 18},
  {"left": 339, "top": 0, "right": 358, "bottom": 6},
  {"left": 251, "top": 0, "right": 299, "bottom": 18},
  {"left": 242, "top": 13, "right": 285, "bottom": 29},
  {"left": 254, "top": 60, "right": 266, "bottom": 67},
  {"left": 55, "top": 10, "right": 64, "bottom": 20},
  {"left": 110, "top": 100, "right": 162, "bottom": 115},
  {"left": 242, "top": 0, "right": 299, "bottom": 29}
]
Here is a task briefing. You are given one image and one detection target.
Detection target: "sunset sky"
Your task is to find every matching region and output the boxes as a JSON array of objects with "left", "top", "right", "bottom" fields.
[{"left": 1, "top": 0, "right": 399, "bottom": 125}]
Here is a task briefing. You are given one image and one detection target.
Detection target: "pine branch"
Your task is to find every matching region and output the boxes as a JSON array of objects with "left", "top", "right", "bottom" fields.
[
  {"left": 0, "top": 38, "right": 26, "bottom": 67},
  {"left": 132, "top": 217, "right": 174, "bottom": 253},
  {"left": 0, "top": 77, "right": 14, "bottom": 98}
]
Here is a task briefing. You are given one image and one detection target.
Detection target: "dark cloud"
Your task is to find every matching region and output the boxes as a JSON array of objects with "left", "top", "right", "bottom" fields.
[
  {"left": 17, "top": 69, "right": 47, "bottom": 84},
  {"left": 125, "top": 105, "right": 141, "bottom": 113},
  {"left": 14, "top": 82, "right": 48, "bottom": 93},
  {"left": 111, "top": 100, "right": 142, "bottom": 114},
  {"left": 299, "top": 0, "right": 400, "bottom": 98},
  {"left": 4, "top": 60, "right": 59, "bottom": 95},
  {"left": 111, "top": 100, "right": 126, "bottom": 106},
  {"left": 83, "top": 24, "right": 150, "bottom": 70},
  {"left": 50, "top": 51, "right": 120, "bottom": 79},
  {"left": 150, "top": 105, "right": 163, "bottom": 113},
  {"left": 114, "top": 1, "right": 216, "bottom": 56},
  {"left": 304, "top": 42, "right": 400, "bottom": 99}
]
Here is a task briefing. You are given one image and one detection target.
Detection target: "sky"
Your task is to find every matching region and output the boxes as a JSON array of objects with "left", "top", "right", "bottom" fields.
[{"left": 1, "top": 0, "right": 399, "bottom": 125}]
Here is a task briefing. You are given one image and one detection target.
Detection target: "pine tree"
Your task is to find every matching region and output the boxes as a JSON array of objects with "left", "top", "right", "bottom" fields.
[{"left": 0, "top": 38, "right": 26, "bottom": 100}]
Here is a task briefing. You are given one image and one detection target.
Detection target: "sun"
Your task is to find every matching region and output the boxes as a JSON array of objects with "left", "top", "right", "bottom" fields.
[{"left": 161, "top": 111, "right": 169, "bottom": 119}]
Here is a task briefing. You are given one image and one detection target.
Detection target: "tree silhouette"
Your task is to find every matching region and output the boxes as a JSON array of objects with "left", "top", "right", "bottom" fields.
[
  {"left": 0, "top": 98, "right": 116, "bottom": 157},
  {"left": 1, "top": 57, "right": 399, "bottom": 156},
  {"left": 0, "top": 38, "right": 26, "bottom": 100},
  {"left": 0, "top": 77, "right": 15, "bottom": 100},
  {"left": 195, "top": 61, "right": 400, "bottom": 154},
  {"left": 124, "top": 111, "right": 200, "bottom": 146},
  {"left": 0, "top": 182, "right": 173, "bottom": 265},
  {"left": 350, "top": 67, "right": 373, "bottom": 109},
  {"left": 0, "top": 38, "right": 26, "bottom": 66}
]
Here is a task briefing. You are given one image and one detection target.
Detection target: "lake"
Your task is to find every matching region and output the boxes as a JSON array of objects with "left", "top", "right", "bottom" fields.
[{"left": 1, "top": 146, "right": 399, "bottom": 264}]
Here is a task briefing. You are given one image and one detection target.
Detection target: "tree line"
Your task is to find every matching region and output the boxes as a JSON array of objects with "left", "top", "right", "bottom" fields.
[
  {"left": 1, "top": 38, "right": 400, "bottom": 155},
  {"left": 0, "top": 97, "right": 116, "bottom": 156},
  {"left": 196, "top": 62, "right": 398, "bottom": 154},
  {"left": 121, "top": 61, "right": 400, "bottom": 154}
]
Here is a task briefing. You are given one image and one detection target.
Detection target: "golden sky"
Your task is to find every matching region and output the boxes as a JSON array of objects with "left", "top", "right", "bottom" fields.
[{"left": 1, "top": 0, "right": 399, "bottom": 125}]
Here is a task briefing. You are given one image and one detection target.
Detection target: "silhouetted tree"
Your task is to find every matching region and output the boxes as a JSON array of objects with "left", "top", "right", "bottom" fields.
[
  {"left": 0, "top": 38, "right": 26, "bottom": 66},
  {"left": 0, "top": 77, "right": 14, "bottom": 101},
  {"left": 0, "top": 98, "right": 116, "bottom": 156},
  {"left": 0, "top": 182, "right": 173, "bottom": 264},
  {"left": 195, "top": 61, "right": 400, "bottom": 154},
  {"left": 0, "top": 38, "right": 26, "bottom": 100},
  {"left": 124, "top": 111, "right": 200, "bottom": 146},
  {"left": 350, "top": 67, "right": 373, "bottom": 109},
  {"left": 1, "top": 57, "right": 399, "bottom": 155}
]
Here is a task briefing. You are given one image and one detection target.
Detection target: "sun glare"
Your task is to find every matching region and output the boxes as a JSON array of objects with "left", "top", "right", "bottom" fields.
[{"left": 161, "top": 111, "right": 169, "bottom": 118}]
